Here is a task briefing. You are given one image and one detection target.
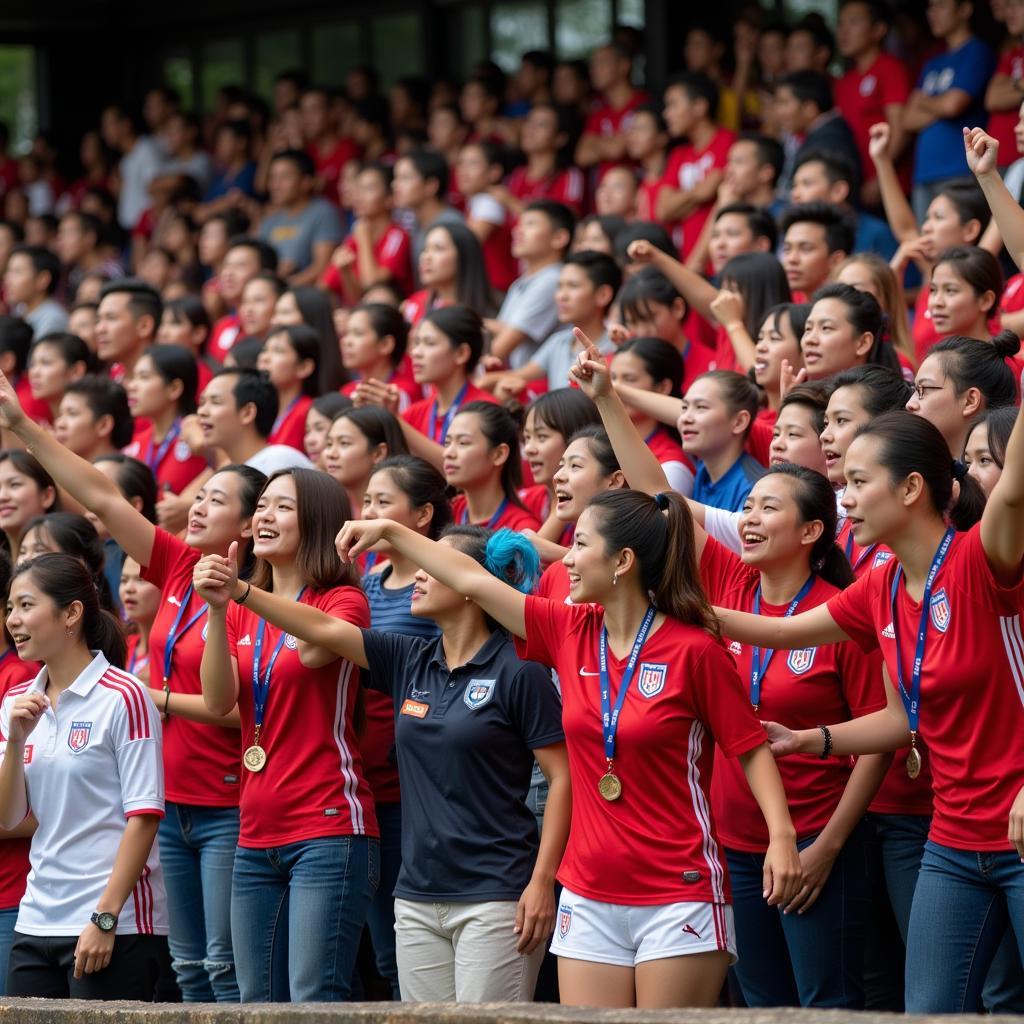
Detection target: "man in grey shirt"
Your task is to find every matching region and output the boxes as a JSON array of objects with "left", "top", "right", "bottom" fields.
[
  {"left": 2, "top": 245, "right": 67, "bottom": 339},
  {"left": 258, "top": 149, "right": 342, "bottom": 286}
]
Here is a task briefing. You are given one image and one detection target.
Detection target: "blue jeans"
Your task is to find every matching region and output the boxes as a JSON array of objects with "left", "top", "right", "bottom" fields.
[
  {"left": 726, "top": 820, "right": 871, "bottom": 1008},
  {"left": 159, "top": 802, "right": 240, "bottom": 1002},
  {"left": 364, "top": 803, "right": 401, "bottom": 999},
  {"left": 0, "top": 906, "right": 18, "bottom": 996},
  {"left": 232, "top": 835, "right": 379, "bottom": 1003},
  {"left": 906, "top": 840, "right": 1024, "bottom": 1014}
]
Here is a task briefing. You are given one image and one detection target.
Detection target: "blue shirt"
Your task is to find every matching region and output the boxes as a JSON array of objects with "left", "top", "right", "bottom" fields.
[
  {"left": 204, "top": 162, "right": 257, "bottom": 201},
  {"left": 913, "top": 37, "right": 995, "bottom": 184},
  {"left": 692, "top": 453, "right": 766, "bottom": 512},
  {"left": 360, "top": 629, "right": 563, "bottom": 901},
  {"left": 854, "top": 210, "right": 898, "bottom": 261}
]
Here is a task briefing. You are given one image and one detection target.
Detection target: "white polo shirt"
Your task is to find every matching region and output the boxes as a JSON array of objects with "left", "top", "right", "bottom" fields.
[{"left": 0, "top": 653, "right": 168, "bottom": 936}]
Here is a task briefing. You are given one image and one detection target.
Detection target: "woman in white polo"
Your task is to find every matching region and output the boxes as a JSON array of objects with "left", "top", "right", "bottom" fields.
[{"left": 0, "top": 552, "right": 167, "bottom": 999}]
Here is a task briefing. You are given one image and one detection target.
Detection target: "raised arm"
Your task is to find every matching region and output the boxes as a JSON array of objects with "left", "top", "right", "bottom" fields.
[
  {"left": 966, "top": 127, "right": 1024, "bottom": 272},
  {"left": 715, "top": 601, "right": 849, "bottom": 649},
  {"left": 192, "top": 547, "right": 370, "bottom": 669},
  {"left": 626, "top": 239, "right": 717, "bottom": 322},
  {"left": 612, "top": 382, "right": 681, "bottom": 426},
  {"left": 336, "top": 519, "right": 528, "bottom": 638},
  {"left": 868, "top": 123, "right": 919, "bottom": 244},
  {"left": 980, "top": 389, "right": 1024, "bottom": 584},
  {"left": 0, "top": 371, "right": 156, "bottom": 567}
]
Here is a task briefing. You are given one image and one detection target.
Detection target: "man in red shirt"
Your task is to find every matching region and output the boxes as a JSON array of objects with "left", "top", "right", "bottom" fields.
[
  {"left": 656, "top": 73, "right": 735, "bottom": 262},
  {"left": 834, "top": 0, "right": 911, "bottom": 207},
  {"left": 985, "top": 0, "right": 1024, "bottom": 168},
  {"left": 208, "top": 238, "right": 278, "bottom": 360},
  {"left": 301, "top": 87, "right": 360, "bottom": 204},
  {"left": 574, "top": 43, "right": 649, "bottom": 176}
]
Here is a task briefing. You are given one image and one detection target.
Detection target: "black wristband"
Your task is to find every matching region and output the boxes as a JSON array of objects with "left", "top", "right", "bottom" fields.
[
  {"left": 817, "top": 724, "right": 832, "bottom": 760},
  {"left": 234, "top": 581, "right": 252, "bottom": 606}
]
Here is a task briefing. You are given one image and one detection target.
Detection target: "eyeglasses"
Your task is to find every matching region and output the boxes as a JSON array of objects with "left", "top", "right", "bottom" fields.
[{"left": 912, "top": 382, "right": 945, "bottom": 400}]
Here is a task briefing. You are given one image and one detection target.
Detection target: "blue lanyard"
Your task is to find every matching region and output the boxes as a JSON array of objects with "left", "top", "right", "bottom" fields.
[
  {"left": 844, "top": 529, "right": 878, "bottom": 572},
  {"left": 251, "top": 588, "right": 306, "bottom": 731},
  {"left": 749, "top": 576, "right": 815, "bottom": 709},
  {"left": 272, "top": 396, "right": 301, "bottom": 437},
  {"left": 145, "top": 420, "right": 181, "bottom": 474},
  {"left": 889, "top": 527, "right": 954, "bottom": 735},
  {"left": 427, "top": 382, "right": 468, "bottom": 444},
  {"left": 129, "top": 646, "right": 148, "bottom": 675},
  {"left": 599, "top": 605, "right": 657, "bottom": 765},
  {"left": 162, "top": 584, "right": 208, "bottom": 684},
  {"left": 459, "top": 497, "right": 508, "bottom": 529}
]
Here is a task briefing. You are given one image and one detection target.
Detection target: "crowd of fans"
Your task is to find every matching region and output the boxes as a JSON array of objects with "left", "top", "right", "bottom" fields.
[{"left": 0, "top": 0, "right": 1019, "bottom": 1013}]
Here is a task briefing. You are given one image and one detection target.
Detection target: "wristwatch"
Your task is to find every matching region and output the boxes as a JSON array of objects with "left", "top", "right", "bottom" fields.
[{"left": 90, "top": 911, "right": 117, "bottom": 932}]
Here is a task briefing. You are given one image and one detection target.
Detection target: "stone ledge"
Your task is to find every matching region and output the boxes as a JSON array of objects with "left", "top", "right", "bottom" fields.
[{"left": 1, "top": 1003, "right": 1021, "bottom": 1023}]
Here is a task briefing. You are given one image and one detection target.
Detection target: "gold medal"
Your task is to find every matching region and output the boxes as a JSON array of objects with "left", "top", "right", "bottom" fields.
[
  {"left": 243, "top": 744, "right": 267, "bottom": 773},
  {"left": 906, "top": 745, "right": 922, "bottom": 780},
  {"left": 598, "top": 772, "right": 622, "bottom": 801}
]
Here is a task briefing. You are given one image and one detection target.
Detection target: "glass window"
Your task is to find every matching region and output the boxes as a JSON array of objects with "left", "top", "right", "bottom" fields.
[
  {"left": 312, "top": 22, "right": 363, "bottom": 88},
  {"left": 0, "top": 46, "right": 36, "bottom": 153},
  {"left": 254, "top": 30, "right": 303, "bottom": 101},
  {"left": 456, "top": 5, "right": 487, "bottom": 80},
  {"left": 556, "top": 0, "right": 612, "bottom": 58},
  {"left": 615, "top": 0, "right": 644, "bottom": 29},
  {"left": 200, "top": 38, "right": 245, "bottom": 114},
  {"left": 163, "top": 51, "right": 195, "bottom": 110},
  {"left": 784, "top": 0, "right": 836, "bottom": 23},
  {"left": 371, "top": 13, "right": 424, "bottom": 86},
  {"left": 491, "top": 2, "right": 549, "bottom": 73}
]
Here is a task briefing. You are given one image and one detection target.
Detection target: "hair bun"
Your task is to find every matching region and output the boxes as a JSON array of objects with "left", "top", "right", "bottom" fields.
[
  {"left": 991, "top": 329, "right": 1021, "bottom": 359},
  {"left": 484, "top": 529, "right": 541, "bottom": 594},
  {"left": 952, "top": 458, "right": 969, "bottom": 481}
]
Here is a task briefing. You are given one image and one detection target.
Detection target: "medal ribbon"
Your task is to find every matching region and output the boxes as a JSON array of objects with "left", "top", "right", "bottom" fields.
[
  {"left": 427, "top": 382, "right": 468, "bottom": 444},
  {"left": 844, "top": 529, "right": 878, "bottom": 572},
  {"left": 459, "top": 498, "right": 508, "bottom": 530},
  {"left": 251, "top": 587, "right": 306, "bottom": 738},
  {"left": 599, "top": 605, "right": 656, "bottom": 765},
  {"left": 144, "top": 419, "right": 182, "bottom": 474},
  {"left": 889, "top": 527, "right": 954, "bottom": 736},
  {"left": 749, "top": 576, "right": 815, "bottom": 709},
  {"left": 163, "top": 584, "right": 208, "bottom": 684}
]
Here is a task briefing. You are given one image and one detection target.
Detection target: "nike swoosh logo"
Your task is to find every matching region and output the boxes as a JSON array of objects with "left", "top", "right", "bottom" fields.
[{"left": 579, "top": 669, "right": 600, "bottom": 677}]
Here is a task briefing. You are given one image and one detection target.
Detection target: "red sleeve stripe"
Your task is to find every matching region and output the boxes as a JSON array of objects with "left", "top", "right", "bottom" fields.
[
  {"left": 132, "top": 865, "right": 154, "bottom": 934},
  {"left": 108, "top": 668, "right": 154, "bottom": 739},
  {"left": 98, "top": 672, "right": 150, "bottom": 741}
]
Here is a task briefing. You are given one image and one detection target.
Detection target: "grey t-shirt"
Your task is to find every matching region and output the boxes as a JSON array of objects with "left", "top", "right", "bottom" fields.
[
  {"left": 259, "top": 198, "right": 343, "bottom": 272},
  {"left": 533, "top": 327, "right": 613, "bottom": 391},
  {"left": 495, "top": 263, "right": 563, "bottom": 369},
  {"left": 24, "top": 300, "right": 68, "bottom": 340}
]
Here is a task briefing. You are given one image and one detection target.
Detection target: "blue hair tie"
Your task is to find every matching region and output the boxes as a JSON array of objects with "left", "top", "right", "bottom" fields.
[
  {"left": 484, "top": 529, "right": 541, "bottom": 594},
  {"left": 952, "top": 459, "right": 969, "bottom": 482},
  {"left": 653, "top": 492, "right": 671, "bottom": 511}
]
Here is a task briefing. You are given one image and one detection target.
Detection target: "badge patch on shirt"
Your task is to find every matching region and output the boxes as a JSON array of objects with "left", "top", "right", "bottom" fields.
[
  {"left": 464, "top": 679, "right": 495, "bottom": 710},
  {"left": 68, "top": 721, "right": 92, "bottom": 752},
  {"left": 558, "top": 904, "right": 572, "bottom": 938},
  {"left": 174, "top": 439, "right": 192, "bottom": 463},
  {"left": 728, "top": 641, "right": 742, "bottom": 656},
  {"left": 637, "top": 663, "right": 667, "bottom": 698},
  {"left": 284, "top": 634, "right": 298, "bottom": 650},
  {"left": 930, "top": 589, "right": 950, "bottom": 633},
  {"left": 400, "top": 699, "right": 429, "bottom": 718},
  {"left": 873, "top": 550, "right": 892, "bottom": 569},
  {"left": 786, "top": 647, "right": 816, "bottom": 675}
]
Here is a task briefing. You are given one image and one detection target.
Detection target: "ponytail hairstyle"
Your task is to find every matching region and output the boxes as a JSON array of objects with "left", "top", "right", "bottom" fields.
[
  {"left": 827, "top": 364, "right": 914, "bottom": 415},
  {"left": 22, "top": 512, "right": 117, "bottom": 612},
  {"left": 333, "top": 405, "right": 410, "bottom": 460},
  {"left": 778, "top": 380, "right": 829, "bottom": 435},
  {"left": 142, "top": 343, "right": 199, "bottom": 416},
  {"left": 441, "top": 525, "right": 540, "bottom": 630},
  {"left": 526, "top": 387, "right": 600, "bottom": 441},
  {"left": 423, "top": 305, "right": 486, "bottom": 374},
  {"left": 854, "top": 411, "right": 986, "bottom": 531},
  {"left": 566, "top": 424, "right": 622, "bottom": 478},
  {"left": 614, "top": 336, "right": 684, "bottom": 397},
  {"left": 928, "top": 331, "right": 1019, "bottom": 410},
  {"left": 693, "top": 370, "right": 762, "bottom": 439},
  {"left": 14, "top": 553, "right": 126, "bottom": 668},
  {"left": 93, "top": 456, "right": 158, "bottom": 524},
  {"left": 586, "top": 489, "right": 718, "bottom": 633},
  {"left": 810, "top": 282, "right": 901, "bottom": 375},
  {"left": 762, "top": 464, "right": 854, "bottom": 589},
  {"left": 370, "top": 455, "right": 453, "bottom": 539},
  {"left": 454, "top": 400, "right": 527, "bottom": 506},
  {"left": 833, "top": 253, "right": 914, "bottom": 365},
  {"left": 720, "top": 252, "right": 793, "bottom": 340},
  {"left": 354, "top": 302, "right": 410, "bottom": 368},
  {"left": 965, "top": 405, "right": 1018, "bottom": 469}
]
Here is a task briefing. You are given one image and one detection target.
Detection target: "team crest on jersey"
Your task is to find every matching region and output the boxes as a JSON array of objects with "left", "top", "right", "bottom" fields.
[
  {"left": 463, "top": 678, "right": 495, "bottom": 710},
  {"left": 284, "top": 634, "right": 298, "bottom": 650},
  {"left": 637, "top": 663, "right": 667, "bottom": 698},
  {"left": 728, "top": 641, "right": 742, "bottom": 656},
  {"left": 930, "top": 589, "right": 951, "bottom": 633},
  {"left": 68, "top": 721, "right": 92, "bottom": 752},
  {"left": 174, "top": 439, "right": 192, "bottom": 463},
  {"left": 558, "top": 904, "right": 573, "bottom": 938},
  {"left": 873, "top": 550, "right": 893, "bottom": 569},
  {"left": 786, "top": 647, "right": 816, "bottom": 675}
]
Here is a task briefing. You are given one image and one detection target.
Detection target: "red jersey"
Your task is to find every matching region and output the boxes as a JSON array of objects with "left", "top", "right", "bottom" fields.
[
  {"left": 308, "top": 137, "right": 361, "bottom": 202},
  {"left": 834, "top": 54, "right": 911, "bottom": 183},
  {"left": 15, "top": 375, "right": 52, "bottom": 426},
  {"left": 660, "top": 129, "right": 735, "bottom": 259},
  {"left": 988, "top": 46, "right": 1024, "bottom": 166},
  {"left": 402, "top": 289, "right": 449, "bottom": 327},
  {"left": 913, "top": 285, "right": 1002, "bottom": 365},
  {"left": 584, "top": 91, "right": 651, "bottom": 182},
  {"left": 210, "top": 313, "right": 242, "bottom": 359},
  {"left": 682, "top": 321, "right": 718, "bottom": 384},
  {"left": 746, "top": 410, "right": 776, "bottom": 467},
  {"left": 700, "top": 539, "right": 885, "bottom": 850},
  {"left": 320, "top": 224, "right": 414, "bottom": 303},
  {"left": 828, "top": 525, "right": 1024, "bottom": 850},
  {"left": 535, "top": 560, "right": 572, "bottom": 603},
  {"left": 342, "top": 373, "right": 420, "bottom": 413},
  {"left": 225, "top": 585, "right": 377, "bottom": 847},
  {"left": 450, "top": 494, "right": 541, "bottom": 533},
  {"left": 142, "top": 528, "right": 241, "bottom": 807},
  {"left": 267, "top": 394, "right": 313, "bottom": 452},
  {"left": 1002, "top": 271, "right": 1024, "bottom": 320},
  {"left": 402, "top": 382, "right": 498, "bottom": 444},
  {"left": 506, "top": 165, "right": 586, "bottom": 216},
  {"left": 465, "top": 194, "right": 517, "bottom": 292},
  {"left": 515, "top": 596, "right": 766, "bottom": 905},
  {"left": 123, "top": 422, "right": 207, "bottom": 496},
  {"left": 518, "top": 484, "right": 550, "bottom": 524}
]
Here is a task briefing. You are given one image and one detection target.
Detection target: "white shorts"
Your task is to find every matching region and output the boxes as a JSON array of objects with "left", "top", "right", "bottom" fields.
[{"left": 551, "top": 887, "right": 737, "bottom": 968}]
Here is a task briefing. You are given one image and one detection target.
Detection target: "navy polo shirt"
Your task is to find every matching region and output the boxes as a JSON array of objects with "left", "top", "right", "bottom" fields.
[
  {"left": 692, "top": 453, "right": 766, "bottom": 512},
  {"left": 360, "top": 628, "right": 564, "bottom": 902}
]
